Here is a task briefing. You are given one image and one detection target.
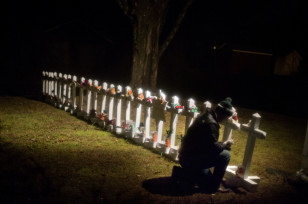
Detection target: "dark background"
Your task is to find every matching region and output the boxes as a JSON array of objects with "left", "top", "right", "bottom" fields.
[{"left": 3, "top": 0, "right": 308, "bottom": 117}]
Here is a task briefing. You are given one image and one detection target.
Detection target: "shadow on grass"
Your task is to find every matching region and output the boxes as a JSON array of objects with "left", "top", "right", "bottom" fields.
[
  {"left": 0, "top": 141, "right": 55, "bottom": 204},
  {"left": 142, "top": 176, "right": 219, "bottom": 196},
  {"left": 142, "top": 177, "right": 193, "bottom": 196}
]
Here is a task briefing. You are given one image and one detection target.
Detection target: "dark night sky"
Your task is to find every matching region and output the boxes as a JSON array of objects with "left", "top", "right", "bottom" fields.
[{"left": 3, "top": 0, "right": 308, "bottom": 116}]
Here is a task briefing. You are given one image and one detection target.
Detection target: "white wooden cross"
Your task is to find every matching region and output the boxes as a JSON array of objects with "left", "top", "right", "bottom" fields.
[
  {"left": 221, "top": 109, "right": 241, "bottom": 143},
  {"left": 42, "top": 71, "right": 46, "bottom": 95},
  {"left": 225, "top": 113, "right": 266, "bottom": 192},
  {"left": 45, "top": 71, "right": 49, "bottom": 95},
  {"left": 108, "top": 84, "right": 115, "bottom": 122},
  {"left": 184, "top": 98, "right": 199, "bottom": 134},
  {"left": 71, "top": 75, "right": 78, "bottom": 111},
  {"left": 153, "top": 90, "right": 168, "bottom": 149},
  {"left": 203, "top": 101, "right": 212, "bottom": 113},
  {"left": 167, "top": 96, "right": 181, "bottom": 154},
  {"left": 143, "top": 90, "right": 152, "bottom": 142},
  {"left": 46, "top": 71, "right": 50, "bottom": 96},
  {"left": 157, "top": 90, "right": 167, "bottom": 144},
  {"left": 134, "top": 88, "right": 143, "bottom": 136},
  {"left": 50, "top": 72, "right": 54, "bottom": 97},
  {"left": 57, "top": 73, "right": 63, "bottom": 107},
  {"left": 85, "top": 79, "right": 93, "bottom": 116},
  {"left": 64, "top": 74, "right": 72, "bottom": 111},
  {"left": 100, "top": 82, "right": 108, "bottom": 114},
  {"left": 125, "top": 86, "right": 132, "bottom": 121},
  {"left": 62, "top": 74, "right": 68, "bottom": 105},
  {"left": 92, "top": 80, "right": 99, "bottom": 114},
  {"left": 47, "top": 72, "right": 51, "bottom": 96},
  {"left": 47, "top": 71, "right": 51, "bottom": 96},
  {"left": 241, "top": 113, "right": 266, "bottom": 178},
  {"left": 53, "top": 72, "right": 58, "bottom": 97},
  {"left": 79, "top": 77, "right": 85, "bottom": 111},
  {"left": 115, "top": 85, "right": 123, "bottom": 134},
  {"left": 43, "top": 71, "right": 47, "bottom": 95},
  {"left": 67, "top": 74, "right": 72, "bottom": 106}
]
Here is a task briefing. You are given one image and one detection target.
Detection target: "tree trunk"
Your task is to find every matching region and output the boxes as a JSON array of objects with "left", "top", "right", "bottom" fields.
[
  {"left": 117, "top": 0, "right": 193, "bottom": 91},
  {"left": 130, "top": 1, "right": 168, "bottom": 90}
]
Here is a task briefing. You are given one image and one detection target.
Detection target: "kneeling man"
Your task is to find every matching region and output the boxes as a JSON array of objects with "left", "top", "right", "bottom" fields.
[{"left": 178, "top": 97, "right": 235, "bottom": 192}]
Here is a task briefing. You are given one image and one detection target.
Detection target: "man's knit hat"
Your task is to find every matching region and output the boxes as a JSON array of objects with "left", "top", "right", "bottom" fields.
[{"left": 216, "top": 97, "right": 234, "bottom": 117}]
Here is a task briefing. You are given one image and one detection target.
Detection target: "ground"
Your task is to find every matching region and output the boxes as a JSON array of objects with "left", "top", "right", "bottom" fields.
[{"left": 0, "top": 96, "right": 308, "bottom": 203}]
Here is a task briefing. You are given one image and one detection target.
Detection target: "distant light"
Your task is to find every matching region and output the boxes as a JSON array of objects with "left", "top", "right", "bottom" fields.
[
  {"left": 213, "top": 46, "right": 217, "bottom": 50},
  {"left": 232, "top": 49, "right": 272, "bottom": 56}
]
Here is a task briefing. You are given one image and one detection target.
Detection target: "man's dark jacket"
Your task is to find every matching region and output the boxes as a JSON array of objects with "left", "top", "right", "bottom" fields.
[{"left": 179, "top": 109, "right": 227, "bottom": 163}]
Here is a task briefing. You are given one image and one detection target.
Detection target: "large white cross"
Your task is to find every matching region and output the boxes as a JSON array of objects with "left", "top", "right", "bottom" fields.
[
  {"left": 241, "top": 113, "right": 266, "bottom": 178},
  {"left": 221, "top": 114, "right": 241, "bottom": 142},
  {"left": 225, "top": 113, "right": 266, "bottom": 192}
]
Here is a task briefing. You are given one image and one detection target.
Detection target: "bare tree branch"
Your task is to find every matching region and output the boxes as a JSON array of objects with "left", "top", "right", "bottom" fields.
[
  {"left": 159, "top": 0, "right": 194, "bottom": 58},
  {"left": 116, "top": 0, "right": 136, "bottom": 22}
]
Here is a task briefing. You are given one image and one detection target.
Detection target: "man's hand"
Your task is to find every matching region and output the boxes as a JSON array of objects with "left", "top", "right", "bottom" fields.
[{"left": 223, "top": 138, "right": 234, "bottom": 150}]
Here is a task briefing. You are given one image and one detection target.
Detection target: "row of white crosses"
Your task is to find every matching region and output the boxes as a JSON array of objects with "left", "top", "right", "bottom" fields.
[
  {"left": 42, "top": 71, "right": 77, "bottom": 112},
  {"left": 42, "top": 71, "right": 266, "bottom": 192}
]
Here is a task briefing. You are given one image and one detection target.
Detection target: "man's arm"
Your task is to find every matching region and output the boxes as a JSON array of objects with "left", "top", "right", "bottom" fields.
[{"left": 208, "top": 124, "right": 232, "bottom": 153}]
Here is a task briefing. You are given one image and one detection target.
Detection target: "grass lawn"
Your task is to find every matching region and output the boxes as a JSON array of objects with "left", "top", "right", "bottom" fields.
[{"left": 0, "top": 96, "right": 307, "bottom": 203}]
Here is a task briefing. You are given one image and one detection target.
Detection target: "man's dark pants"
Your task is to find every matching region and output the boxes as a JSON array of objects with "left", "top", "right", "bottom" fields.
[{"left": 179, "top": 150, "right": 231, "bottom": 191}]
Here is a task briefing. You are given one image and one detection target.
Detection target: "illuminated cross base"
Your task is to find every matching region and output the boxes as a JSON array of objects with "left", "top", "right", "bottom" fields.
[
  {"left": 121, "top": 121, "right": 135, "bottom": 138},
  {"left": 224, "top": 113, "right": 266, "bottom": 192},
  {"left": 154, "top": 141, "right": 166, "bottom": 154},
  {"left": 97, "top": 120, "right": 106, "bottom": 128},
  {"left": 70, "top": 108, "right": 77, "bottom": 115},
  {"left": 64, "top": 106, "right": 70, "bottom": 112},
  {"left": 144, "top": 137, "right": 157, "bottom": 149},
  {"left": 165, "top": 146, "right": 179, "bottom": 161},
  {"left": 115, "top": 127, "right": 122, "bottom": 134},
  {"left": 133, "top": 133, "right": 146, "bottom": 144},
  {"left": 225, "top": 166, "right": 260, "bottom": 192},
  {"left": 58, "top": 103, "right": 63, "bottom": 109},
  {"left": 124, "top": 129, "right": 135, "bottom": 138},
  {"left": 107, "top": 124, "right": 115, "bottom": 132}
]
